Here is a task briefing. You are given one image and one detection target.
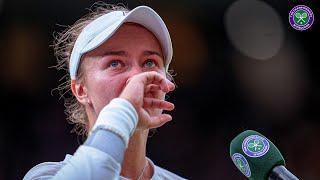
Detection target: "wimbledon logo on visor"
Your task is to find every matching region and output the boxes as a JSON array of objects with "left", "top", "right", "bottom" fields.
[{"left": 242, "top": 135, "right": 270, "bottom": 157}]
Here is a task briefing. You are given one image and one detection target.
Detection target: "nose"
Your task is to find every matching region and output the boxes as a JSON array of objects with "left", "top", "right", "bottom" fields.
[
  {"left": 120, "top": 65, "right": 143, "bottom": 93},
  {"left": 127, "top": 64, "right": 143, "bottom": 78}
]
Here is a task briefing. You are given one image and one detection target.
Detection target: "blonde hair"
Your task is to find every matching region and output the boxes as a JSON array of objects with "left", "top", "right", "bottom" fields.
[{"left": 53, "top": 3, "right": 130, "bottom": 136}]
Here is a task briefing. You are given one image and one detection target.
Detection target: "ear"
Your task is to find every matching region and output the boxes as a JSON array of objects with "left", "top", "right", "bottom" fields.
[{"left": 71, "top": 79, "right": 90, "bottom": 105}]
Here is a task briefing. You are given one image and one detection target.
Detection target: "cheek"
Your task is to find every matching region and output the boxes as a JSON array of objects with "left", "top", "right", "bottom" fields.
[{"left": 86, "top": 74, "right": 128, "bottom": 113}]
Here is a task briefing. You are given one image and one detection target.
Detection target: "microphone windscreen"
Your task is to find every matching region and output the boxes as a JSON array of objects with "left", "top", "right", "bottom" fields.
[{"left": 230, "top": 130, "right": 285, "bottom": 180}]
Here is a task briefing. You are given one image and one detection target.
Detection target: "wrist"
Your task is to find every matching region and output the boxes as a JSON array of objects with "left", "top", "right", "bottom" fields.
[{"left": 91, "top": 98, "right": 139, "bottom": 147}]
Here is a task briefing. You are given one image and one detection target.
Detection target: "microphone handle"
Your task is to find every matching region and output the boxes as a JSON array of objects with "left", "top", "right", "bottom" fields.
[{"left": 268, "top": 165, "right": 299, "bottom": 180}]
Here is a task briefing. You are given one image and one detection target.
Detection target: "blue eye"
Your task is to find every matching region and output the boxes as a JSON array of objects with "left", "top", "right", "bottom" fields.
[
  {"left": 144, "top": 59, "right": 156, "bottom": 68},
  {"left": 108, "top": 60, "right": 122, "bottom": 69}
]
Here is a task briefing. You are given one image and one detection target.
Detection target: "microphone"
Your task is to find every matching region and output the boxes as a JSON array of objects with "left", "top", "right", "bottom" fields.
[{"left": 229, "top": 130, "right": 299, "bottom": 180}]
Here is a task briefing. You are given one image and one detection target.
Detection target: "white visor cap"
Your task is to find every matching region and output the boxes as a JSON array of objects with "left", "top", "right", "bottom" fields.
[{"left": 69, "top": 6, "right": 173, "bottom": 80}]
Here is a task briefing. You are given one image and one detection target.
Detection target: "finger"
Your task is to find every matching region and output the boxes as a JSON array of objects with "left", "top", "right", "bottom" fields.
[
  {"left": 145, "top": 84, "right": 161, "bottom": 93},
  {"left": 143, "top": 72, "right": 171, "bottom": 93},
  {"left": 167, "top": 81, "right": 175, "bottom": 92},
  {"left": 145, "top": 84, "right": 163, "bottom": 99},
  {"left": 145, "top": 91, "right": 158, "bottom": 99},
  {"left": 148, "top": 114, "right": 172, "bottom": 129},
  {"left": 125, "top": 76, "right": 133, "bottom": 85},
  {"left": 163, "top": 79, "right": 175, "bottom": 92},
  {"left": 143, "top": 98, "right": 175, "bottom": 111}
]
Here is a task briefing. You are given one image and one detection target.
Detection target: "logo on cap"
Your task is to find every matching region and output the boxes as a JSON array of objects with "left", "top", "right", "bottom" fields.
[
  {"left": 232, "top": 153, "right": 251, "bottom": 177},
  {"left": 289, "top": 5, "right": 314, "bottom": 31},
  {"left": 242, "top": 135, "right": 270, "bottom": 157}
]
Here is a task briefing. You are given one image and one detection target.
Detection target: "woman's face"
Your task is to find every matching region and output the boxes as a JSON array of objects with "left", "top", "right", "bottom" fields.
[{"left": 77, "top": 23, "right": 166, "bottom": 129}]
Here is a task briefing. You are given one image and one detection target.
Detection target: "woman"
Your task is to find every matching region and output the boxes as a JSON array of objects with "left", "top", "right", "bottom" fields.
[{"left": 24, "top": 3, "right": 186, "bottom": 180}]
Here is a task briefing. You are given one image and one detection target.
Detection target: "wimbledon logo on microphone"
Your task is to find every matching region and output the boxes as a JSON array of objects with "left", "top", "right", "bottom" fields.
[
  {"left": 232, "top": 153, "right": 251, "bottom": 177},
  {"left": 242, "top": 135, "right": 270, "bottom": 157}
]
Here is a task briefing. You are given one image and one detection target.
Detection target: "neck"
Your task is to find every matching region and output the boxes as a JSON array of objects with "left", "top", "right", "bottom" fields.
[{"left": 120, "top": 129, "right": 152, "bottom": 179}]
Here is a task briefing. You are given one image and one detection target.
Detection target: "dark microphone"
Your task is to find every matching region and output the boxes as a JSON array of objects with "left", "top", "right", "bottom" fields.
[{"left": 229, "top": 130, "right": 299, "bottom": 180}]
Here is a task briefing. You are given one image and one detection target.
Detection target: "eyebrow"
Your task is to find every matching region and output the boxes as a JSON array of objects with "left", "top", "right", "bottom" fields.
[
  {"left": 103, "top": 50, "right": 163, "bottom": 59},
  {"left": 143, "top": 50, "right": 163, "bottom": 59},
  {"left": 103, "top": 51, "right": 128, "bottom": 57}
]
